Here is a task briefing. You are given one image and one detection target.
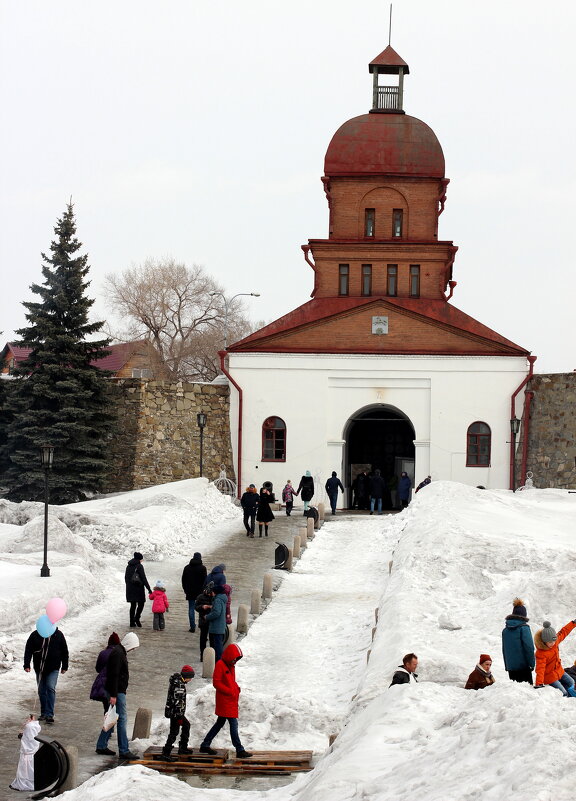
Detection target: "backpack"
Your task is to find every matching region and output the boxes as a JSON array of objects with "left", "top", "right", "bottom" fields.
[{"left": 131, "top": 567, "right": 142, "bottom": 585}]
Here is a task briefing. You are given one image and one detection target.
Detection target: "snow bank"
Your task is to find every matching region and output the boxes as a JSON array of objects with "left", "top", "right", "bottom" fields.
[{"left": 0, "top": 479, "right": 239, "bottom": 674}]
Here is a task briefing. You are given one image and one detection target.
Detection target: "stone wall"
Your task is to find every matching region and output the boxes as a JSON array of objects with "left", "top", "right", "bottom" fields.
[
  {"left": 104, "top": 378, "right": 234, "bottom": 492},
  {"left": 523, "top": 373, "right": 576, "bottom": 489}
]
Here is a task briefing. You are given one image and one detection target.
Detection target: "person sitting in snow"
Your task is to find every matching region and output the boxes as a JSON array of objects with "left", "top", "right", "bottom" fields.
[
  {"left": 10, "top": 715, "right": 41, "bottom": 791},
  {"left": 390, "top": 653, "right": 419, "bottom": 686},
  {"left": 149, "top": 580, "right": 169, "bottom": 631},
  {"left": 161, "top": 665, "right": 195, "bottom": 760},
  {"left": 465, "top": 654, "right": 495, "bottom": 689},
  {"left": 565, "top": 659, "right": 576, "bottom": 683},
  {"left": 501, "top": 597, "right": 535, "bottom": 684},
  {"left": 415, "top": 475, "right": 431, "bottom": 493},
  {"left": 534, "top": 620, "right": 576, "bottom": 696}
]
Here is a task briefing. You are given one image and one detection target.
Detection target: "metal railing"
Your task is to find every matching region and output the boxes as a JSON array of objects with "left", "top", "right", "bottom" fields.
[{"left": 377, "top": 86, "right": 400, "bottom": 110}]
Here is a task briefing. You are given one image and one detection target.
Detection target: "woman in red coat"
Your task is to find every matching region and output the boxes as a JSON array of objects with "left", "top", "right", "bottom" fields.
[{"left": 199, "top": 644, "right": 252, "bottom": 758}]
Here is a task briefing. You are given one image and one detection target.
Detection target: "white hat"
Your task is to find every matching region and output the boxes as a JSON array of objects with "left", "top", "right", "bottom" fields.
[{"left": 121, "top": 632, "right": 140, "bottom": 652}]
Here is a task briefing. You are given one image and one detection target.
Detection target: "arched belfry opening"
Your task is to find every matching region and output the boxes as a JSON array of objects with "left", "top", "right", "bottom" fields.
[{"left": 345, "top": 405, "right": 415, "bottom": 508}]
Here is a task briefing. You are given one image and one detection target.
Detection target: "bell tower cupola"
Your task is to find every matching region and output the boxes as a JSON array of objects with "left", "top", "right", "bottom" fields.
[{"left": 369, "top": 45, "right": 409, "bottom": 113}]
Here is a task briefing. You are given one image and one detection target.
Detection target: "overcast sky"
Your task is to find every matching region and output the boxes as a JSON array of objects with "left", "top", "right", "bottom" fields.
[{"left": 1, "top": 0, "right": 574, "bottom": 372}]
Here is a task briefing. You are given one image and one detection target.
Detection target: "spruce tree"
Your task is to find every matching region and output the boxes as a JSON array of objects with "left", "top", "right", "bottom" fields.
[{"left": 4, "top": 203, "right": 113, "bottom": 502}]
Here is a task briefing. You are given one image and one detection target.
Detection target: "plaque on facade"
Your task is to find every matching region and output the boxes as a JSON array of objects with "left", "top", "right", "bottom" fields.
[{"left": 372, "top": 316, "right": 389, "bottom": 335}]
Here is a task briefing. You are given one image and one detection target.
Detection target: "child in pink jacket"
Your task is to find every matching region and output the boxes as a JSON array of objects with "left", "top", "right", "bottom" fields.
[{"left": 149, "top": 580, "right": 169, "bottom": 631}]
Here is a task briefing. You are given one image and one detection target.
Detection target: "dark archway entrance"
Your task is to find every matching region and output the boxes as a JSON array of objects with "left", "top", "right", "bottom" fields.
[{"left": 345, "top": 405, "right": 415, "bottom": 509}]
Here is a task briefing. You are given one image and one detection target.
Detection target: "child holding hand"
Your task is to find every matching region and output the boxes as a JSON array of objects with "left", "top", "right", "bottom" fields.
[{"left": 149, "top": 580, "right": 169, "bottom": 631}]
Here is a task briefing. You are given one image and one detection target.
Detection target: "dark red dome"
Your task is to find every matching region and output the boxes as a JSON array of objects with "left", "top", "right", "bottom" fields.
[{"left": 324, "top": 113, "right": 445, "bottom": 178}]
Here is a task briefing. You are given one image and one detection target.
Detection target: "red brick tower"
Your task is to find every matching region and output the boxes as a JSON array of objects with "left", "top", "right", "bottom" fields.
[{"left": 231, "top": 47, "right": 526, "bottom": 358}]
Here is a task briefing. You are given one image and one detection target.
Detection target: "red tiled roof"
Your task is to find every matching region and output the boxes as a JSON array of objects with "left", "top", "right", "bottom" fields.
[
  {"left": 228, "top": 297, "right": 529, "bottom": 356},
  {"left": 1, "top": 340, "right": 149, "bottom": 373},
  {"left": 369, "top": 45, "right": 410, "bottom": 74}
]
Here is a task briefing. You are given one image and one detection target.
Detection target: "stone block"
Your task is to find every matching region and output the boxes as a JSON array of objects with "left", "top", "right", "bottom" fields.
[
  {"left": 202, "top": 648, "right": 215, "bottom": 678},
  {"left": 59, "top": 744, "right": 78, "bottom": 792},
  {"left": 251, "top": 589, "right": 261, "bottom": 615},
  {"left": 262, "top": 573, "right": 273, "bottom": 599},
  {"left": 132, "top": 707, "right": 152, "bottom": 740},
  {"left": 236, "top": 604, "right": 249, "bottom": 633},
  {"left": 293, "top": 535, "right": 301, "bottom": 558}
]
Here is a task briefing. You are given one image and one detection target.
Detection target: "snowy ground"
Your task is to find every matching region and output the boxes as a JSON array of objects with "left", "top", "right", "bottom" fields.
[
  {"left": 4, "top": 480, "right": 576, "bottom": 800},
  {"left": 0, "top": 478, "right": 239, "bottom": 671}
]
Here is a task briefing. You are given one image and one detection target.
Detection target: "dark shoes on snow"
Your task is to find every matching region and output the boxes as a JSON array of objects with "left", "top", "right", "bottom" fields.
[
  {"left": 119, "top": 751, "right": 139, "bottom": 761},
  {"left": 96, "top": 747, "right": 116, "bottom": 756}
]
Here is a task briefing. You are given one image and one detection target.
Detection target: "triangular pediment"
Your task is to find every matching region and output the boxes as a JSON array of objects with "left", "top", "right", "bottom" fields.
[{"left": 230, "top": 297, "right": 528, "bottom": 357}]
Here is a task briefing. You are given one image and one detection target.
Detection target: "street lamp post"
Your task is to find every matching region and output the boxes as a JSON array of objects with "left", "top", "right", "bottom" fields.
[
  {"left": 510, "top": 417, "right": 521, "bottom": 492},
  {"left": 197, "top": 412, "right": 207, "bottom": 477},
  {"left": 209, "top": 291, "right": 260, "bottom": 351},
  {"left": 40, "top": 445, "right": 54, "bottom": 577}
]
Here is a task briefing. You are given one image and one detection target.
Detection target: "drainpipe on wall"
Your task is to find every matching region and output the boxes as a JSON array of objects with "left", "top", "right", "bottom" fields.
[
  {"left": 509, "top": 355, "right": 537, "bottom": 490},
  {"left": 301, "top": 245, "right": 318, "bottom": 298},
  {"left": 445, "top": 280, "right": 457, "bottom": 301},
  {"left": 218, "top": 350, "right": 242, "bottom": 499},
  {"left": 520, "top": 389, "right": 535, "bottom": 487}
]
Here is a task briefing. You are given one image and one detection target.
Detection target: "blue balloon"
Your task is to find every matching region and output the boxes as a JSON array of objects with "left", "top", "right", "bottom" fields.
[{"left": 36, "top": 614, "right": 57, "bottom": 638}]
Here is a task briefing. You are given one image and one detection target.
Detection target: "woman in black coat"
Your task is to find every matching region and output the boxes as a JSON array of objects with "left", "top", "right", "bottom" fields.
[
  {"left": 256, "top": 484, "right": 275, "bottom": 537},
  {"left": 125, "top": 551, "right": 152, "bottom": 628},
  {"left": 296, "top": 471, "right": 314, "bottom": 513}
]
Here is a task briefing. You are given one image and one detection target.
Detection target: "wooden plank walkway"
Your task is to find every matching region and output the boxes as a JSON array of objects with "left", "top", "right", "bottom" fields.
[{"left": 137, "top": 747, "right": 313, "bottom": 776}]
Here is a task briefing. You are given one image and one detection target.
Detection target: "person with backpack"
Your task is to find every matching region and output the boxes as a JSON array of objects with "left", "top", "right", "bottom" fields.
[
  {"left": 205, "top": 584, "right": 227, "bottom": 662},
  {"left": 91, "top": 631, "right": 121, "bottom": 751},
  {"left": 124, "top": 551, "right": 151, "bottom": 628},
  {"left": 501, "top": 598, "right": 535, "bottom": 684},
  {"left": 161, "top": 665, "right": 195, "bottom": 760},
  {"left": 281, "top": 480, "right": 297, "bottom": 516},
  {"left": 97, "top": 631, "right": 140, "bottom": 761},
  {"left": 195, "top": 584, "right": 215, "bottom": 661}
]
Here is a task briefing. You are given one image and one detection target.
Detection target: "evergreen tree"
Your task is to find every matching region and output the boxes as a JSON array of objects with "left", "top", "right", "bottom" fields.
[{"left": 4, "top": 203, "right": 113, "bottom": 502}]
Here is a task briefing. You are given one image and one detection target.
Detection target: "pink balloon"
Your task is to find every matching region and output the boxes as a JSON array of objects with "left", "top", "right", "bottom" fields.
[{"left": 46, "top": 597, "right": 67, "bottom": 624}]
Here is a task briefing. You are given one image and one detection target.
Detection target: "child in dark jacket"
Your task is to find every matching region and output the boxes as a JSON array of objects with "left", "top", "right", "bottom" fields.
[
  {"left": 162, "top": 665, "right": 195, "bottom": 759},
  {"left": 149, "top": 580, "right": 169, "bottom": 631}
]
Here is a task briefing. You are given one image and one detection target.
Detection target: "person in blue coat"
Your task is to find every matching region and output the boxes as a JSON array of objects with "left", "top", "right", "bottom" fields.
[
  {"left": 398, "top": 472, "right": 412, "bottom": 508},
  {"left": 205, "top": 585, "right": 227, "bottom": 662},
  {"left": 501, "top": 598, "right": 535, "bottom": 684}
]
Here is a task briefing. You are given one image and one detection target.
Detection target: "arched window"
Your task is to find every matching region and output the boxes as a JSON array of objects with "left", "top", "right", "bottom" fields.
[
  {"left": 262, "top": 416, "right": 286, "bottom": 462},
  {"left": 467, "top": 422, "right": 491, "bottom": 466}
]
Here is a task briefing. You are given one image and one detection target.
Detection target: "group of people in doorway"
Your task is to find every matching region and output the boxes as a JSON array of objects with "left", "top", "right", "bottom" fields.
[
  {"left": 240, "top": 470, "right": 432, "bottom": 521},
  {"left": 390, "top": 598, "right": 576, "bottom": 698}
]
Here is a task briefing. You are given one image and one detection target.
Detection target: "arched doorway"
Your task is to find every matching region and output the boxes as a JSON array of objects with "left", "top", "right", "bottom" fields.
[{"left": 345, "top": 405, "right": 415, "bottom": 509}]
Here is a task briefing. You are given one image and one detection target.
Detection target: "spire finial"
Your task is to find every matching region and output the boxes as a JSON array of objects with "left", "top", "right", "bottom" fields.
[{"left": 388, "top": 4, "right": 392, "bottom": 46}]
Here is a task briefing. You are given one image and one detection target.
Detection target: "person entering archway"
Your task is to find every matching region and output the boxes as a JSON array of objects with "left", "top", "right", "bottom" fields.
[
  {"left": 325, "top": 471, "right": 344, "bottom": 515},
  {"left": 296, "top": 471, "right": 314, "bottom": 513},
  {"left": 369, "top": 469, "right": 385, "bottom": 515}
]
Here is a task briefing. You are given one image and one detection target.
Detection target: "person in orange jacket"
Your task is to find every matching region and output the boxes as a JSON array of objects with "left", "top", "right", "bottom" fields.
[
  {"left": 534, "top": 620, "right": 576, "bottom": 696},
  {"left": 199, "top": 643, "right": 252, "bottom": 758}
]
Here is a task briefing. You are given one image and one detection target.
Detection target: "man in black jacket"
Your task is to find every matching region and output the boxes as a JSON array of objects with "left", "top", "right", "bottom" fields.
[
  {"left": 96, "top": 631, "right": 140, "bottom": 760},
  {"left": 369, "top": 469, "right": 386, "bottom": 515},
  {"left": 195, "top": 585, "right": 215, "bottom": 662},
  {"left": 325, "top": 471, "right": 344, "bottom": 515},
  {"left": 182, "top": 552, "right": 207, "bottom": 633},
  {"left": 390, "top": 653, "right": 419, "bottom": 686},
  {"left": 125, "top": 551, "right": 152, "bottom": 628},
  {"left": 23, "top": 627, "right": 69, "bottom": 723}
]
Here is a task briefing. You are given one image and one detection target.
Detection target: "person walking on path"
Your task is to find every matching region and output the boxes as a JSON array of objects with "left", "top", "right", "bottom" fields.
[
  {"left": 296, "top": 471, "right": 314, "bottom": 513},
  {"left": 195, "top": 585, "right": 215, "bottom": 661},
  {"left": 125, "top": 551, "right": 151, "bottom": 628},
  {"left": 182, "top": 553, "right": 207, "bottom": 633},
  {"left": 240, "top": 485, "right": 259, "bottom": 535},
  {"left": 199, "top": 644, "right": 252, "bottom": 759},
  {"left": 325, "top": 471, "right": 344, "bottom": 515},
  {"left": 390, "top": 653, "right": 419, "bottom": 686},
  {"left": 205, "top": 563, "right": 226, "bottom": 588},
  {"left": 97, "top": 631, "right": 140, "bottom": 761},
  {"left": 23, "top": 626, "right": 69, "bottom": 724},
  {"left": 90, "top": 632, "right": 121, "bottom": 727},
  {"left": 149, "top": 580, "right": 170, "bottom": 631},
  {"left": 502, "top": 598, "right": 535, "bottom": 684},
  {"left": 534, "top": 620, "right": 576, "bottom": 696},
  {"left": 398, "top": 471, "right": 412, "bottom": 509},
  {"left": 161, "top": 665, "right": 195, "bottom": 760},
  {"left": 205, "top": 584, "right": 227, "bottom": 662},
  {"left": 10, "top": 716, "right": 41, "bottom": 791},
  {"left": 256, "top": 483, "right": 275, "bottom": 537},
  {"left": 465, "top": 655, "right": 495, "bottom": 690},
  {"left": 282, "top": 480, "right": 297, "bottom": 516},
  {"left": 369, "top": 469, "right": 386, "bottom": 515}
]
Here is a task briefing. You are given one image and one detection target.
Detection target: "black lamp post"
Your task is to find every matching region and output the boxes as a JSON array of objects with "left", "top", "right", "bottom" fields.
[
  {"left": 40, "top": 445, "right": 54, "bottom": 577},
  {"left": 197, "top": 412, "right": 207, "bottom": 477},
  {"left": 510, "top": 417, "right": 521, "bottom": 492}
]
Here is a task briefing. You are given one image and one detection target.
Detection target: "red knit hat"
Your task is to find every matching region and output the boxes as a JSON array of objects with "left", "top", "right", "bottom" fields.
[
  {"left": 181, "top": 665, "right": 195, "bottom": 678},
  {"left": 479, "top": 654, "right": 492, "bottom": 664}
]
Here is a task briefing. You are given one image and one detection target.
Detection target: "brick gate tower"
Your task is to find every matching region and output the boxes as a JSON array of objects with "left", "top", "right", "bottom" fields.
[{"left": 225, "top": 47, "right": 530, "bottom": 500}]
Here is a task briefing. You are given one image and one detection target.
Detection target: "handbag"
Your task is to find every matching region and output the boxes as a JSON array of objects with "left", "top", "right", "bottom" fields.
[
  {"left": 102, "top": 704, "right": 119, "bottom": 732},
  {"left": 131, "top": 568, "right": 142, "bottom": 585}
]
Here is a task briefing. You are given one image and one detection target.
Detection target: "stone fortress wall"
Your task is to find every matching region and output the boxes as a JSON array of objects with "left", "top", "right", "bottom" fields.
[
  {"left": 104, "top": 378, "right": 234, "bottom": 492},
  {"left": 521, "top": 373, "right": 576, "bottom": 489}
]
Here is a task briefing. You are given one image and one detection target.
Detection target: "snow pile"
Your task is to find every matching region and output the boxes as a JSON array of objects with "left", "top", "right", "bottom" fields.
[{"left": 0, "top": 478, "right": 239, "bottom": 674}]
